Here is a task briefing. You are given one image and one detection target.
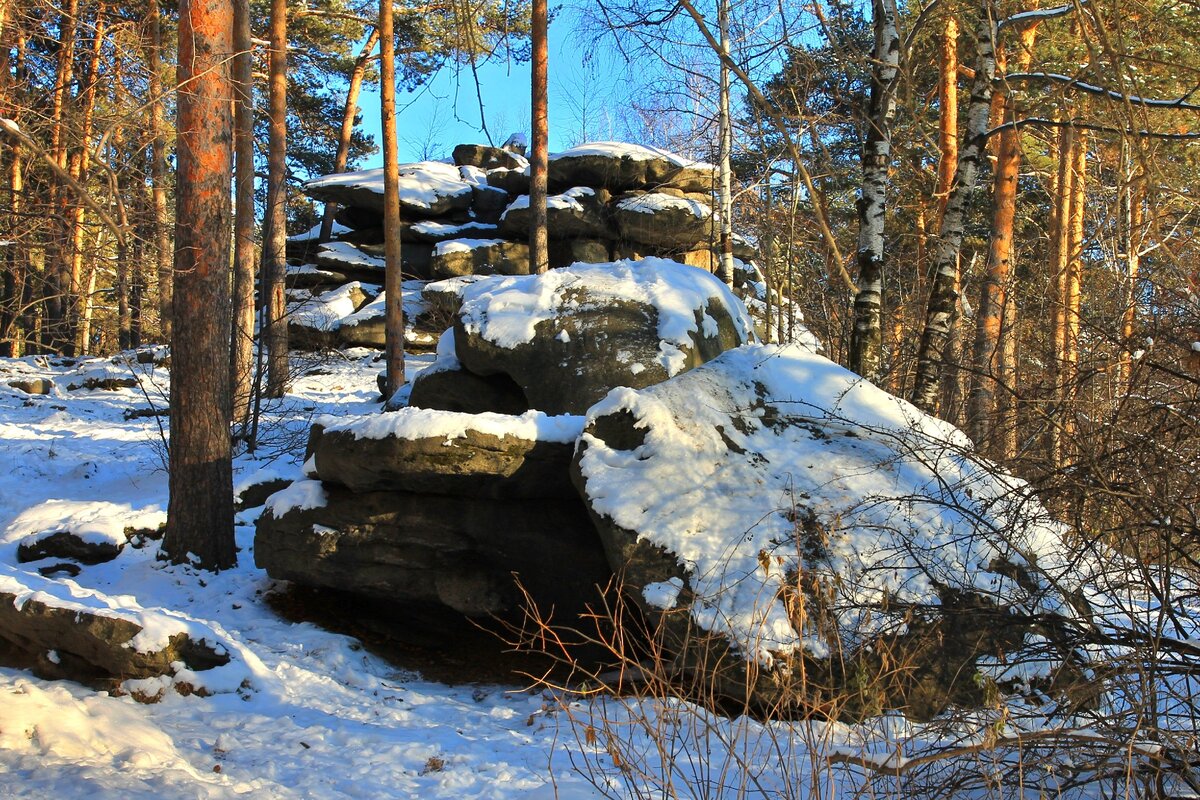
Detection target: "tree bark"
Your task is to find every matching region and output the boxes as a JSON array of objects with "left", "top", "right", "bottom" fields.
[
  {"left": 263, "top": 0, "right": 289, "bottom": 398},
  {"left": 145, "top": 0, "right": 172, "bottom": 341},
  {"left": 910, "top": 1, "right": 996, "bottom": 415},
  {"left": 380, "top": 0, "right": 405, "bottom": 398},
  {"left": 1046, "top": 124, "right": 1074, "bottom": 467},
  {"left": 1117, "top": 150, "right": 1141, "bottom": 393},
  {"left": 935, "top": 16, "right": 958, "bottom": 226},
  {"left": 230, "top": 0, "right": 255, "bottom": 430},
  {"left": 848, "top": 0, "right": 899, "bottom": 383},
  {"left": 529, "top": 0, "right": 549, "bottom": 275},
  {"left": 1059, "top": 127, "right": 1086, "bottom": 449},
  {"left": 164, "top": 0, "right": 236, "bottom": 571},
  {"left": 318, "top": 26, "right": 379, "bottom": 243},
  {"left": 45, "top": 0, "right": 79, "bottom": 354},
  {"left": 716, "top": 0, "right": 735, "bottom": 287},
  {"left": 70, "top": 2, "right": 106, "bottom": 354},
  {"left": 966, "top": 20, "right": 1038, "bottom": 457}
]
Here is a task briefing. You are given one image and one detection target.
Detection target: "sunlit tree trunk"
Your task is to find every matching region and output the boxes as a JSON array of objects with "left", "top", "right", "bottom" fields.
[
  {"left": 145, "top": 0, "right": 172, "bottom": 340},
  {"left": 380, "top": 0, "right": 405, "bottom": 397},
  {"left": 319, "top": 27, "right": 378, "bottom": 242},
  {"left": 1059, "top": 127, "right": 1086, "bottom": 450},
  {"left": 70, "top": 2, "right": 106, "bottom": 354},
  {"left": 967, "top": 21, "right": 1038, "bottom": 457},
  {"left": 45, "top": 0, "right": 79, "bottom": 353},
  {"left": 263, "top": 0, "right": 289, "bottom": 398},
  {"left": 164, "top": 0, "right": 236, "bottom": 571},
  {"left": 230, "top": 0, "right": 255, "bottom": 430},
  {"left": 911, "top": 0, "right": 996, "bottom": 414},
  {"left": 529, "top": 0, "right": 549, "bottom": 274},
  {"left": 1046, "top": 124, "right": 1075, "bottom": 467},
  {"left": 848, "top": 0, "right": 899, "bottom": 383},
  {"left": 1117, "top": 147, "right": 1142, "bottom": 394},
  {"left": 716, "top": 0, "right": 734, "bottom": 287}
]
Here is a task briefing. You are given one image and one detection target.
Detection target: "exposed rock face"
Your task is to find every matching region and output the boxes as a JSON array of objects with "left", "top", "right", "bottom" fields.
[
  {"left": 0, "top": 569, "right": 230, "bottom": 690},
  {"left": 548, "top": 142, "right": 718, "bottom": 193},
  {"left": 285, "top": 141, "right": 755, "bottom": 354},
  {"left": 7, "top": 378, "right": 53, "bottom": 395},
  {"left": 306, "top": 418, "right": 577, "bottom": 499},
  {"left": 407, "top": 359, "right": 530, "bottom": 416},
  {"left": 450, "top": 259, "right": 755, "bottom": 415},
  {"left": 255, "top": 409, "right": 609, "bottom": 620},
  {"left": 612, "top": 192, "right": 713, "bottom": 251},
  {"left": 430, "top": 239, "right": 531, "bottom": 279},
  {"left": 16, "top": 531, "right": 122, "bottom": 565},
  {"left": 255, "top": 483, "right": 606, "bottom": 618},
  {"left": 572, "top": 343, "right": 1087, "bottom": 719}
]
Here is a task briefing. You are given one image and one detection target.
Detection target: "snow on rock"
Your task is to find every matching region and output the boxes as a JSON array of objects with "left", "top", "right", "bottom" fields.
[
  {"left": 574, "top": 342, "right": 1085, "bottom": 717},
  {"left": 4, "top": 500, "right": 164, "bottom": 565},
  {"left": 315, "top": 241, "right": 386, "bottom": 273},
  {"left": 303, "top": 161, "right": 474, "bottom": 217},
  {"left": 287, "top": 220, "right": 351, "bottom": 242},
  {"left": 288, "top": 282, "right": 374, "bottom": 349},
  {"left": 549, "top": 141, "right": 718, "bottom": 193},
  {"left": 449, "top": 258, "right": 755, "bottom": 415}
]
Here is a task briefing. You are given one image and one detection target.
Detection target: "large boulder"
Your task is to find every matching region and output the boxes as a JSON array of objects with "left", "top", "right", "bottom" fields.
[
  {"left": 549, "top": 142, "right": 718, "bottom": 193},
  {"left": 408, "top": 356, "right": 531, "bottom": 416},
  {"left": 612, "top": 192, "right": 714, "bottom": 251},
  {"left": 0, "top": 566, "right": 231, "bottom": 691},
  {"left": 303, "top": 161, "right": 474, "bottom": 218},
  {"left": 452, "top": 143, "right": 527, "bottom": 172},
  {"left": 254, "top": 483, "right": 608, "bottom": 618},
  {"left": 452, "top": 258, "right": 756, "bottom": 415},
  {"left": 430, "top": 238, "right": 530, "bottom": 279},
  {"left": 288, "top": 282, "right": 374, "bottom": 350},
  {"left": 304, "top": 407, "right": 583, "bottom": 500},
  {"left": 498, "top": 187, "right": 612, "bottom": 240},
  {"left": 572, "top": 343, "right": 1088, "bottom": 719}
]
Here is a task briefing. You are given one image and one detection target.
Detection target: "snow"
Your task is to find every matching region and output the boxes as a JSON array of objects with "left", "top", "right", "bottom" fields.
[
  {"left": 2, "top": 500, "right": 164, "bottom": 555},
  {"left": 409, "top": 220, "right": 497, "bottom": 238},
  {"left": 316, "top": 241, "right": 386, "bottom": 271},
  {"left": 615, "top": 192, "right": 712, "bottom": 219},
  {"left": 289, "top": 282, "right": 372, "bottom": 332},
  {"left": 0, "top": 341, "right": 1193, "bottom": 798},
  {"left": 304, "top": 161, "right": 472, "bottom": 210},
  {"left": 501, "top": 186, "right": 596, "bottom": 219},
  {"left": 551, "top": 141, "right": 715, "bottom": 170},
  {"left": 456, "top": 258, "right": 756, "bottom": 374},
  {"left": 288, "top": 221, "right": 351, "bottom": 242},
  {"left": 314, "top": 407, "right": 585, "bottom": 445},
  {"left": 433, "top": 238, "right": 508, "bottom": 257},
  {"left": 577, "top": 343, "right": 1074, "bottom": 664}
]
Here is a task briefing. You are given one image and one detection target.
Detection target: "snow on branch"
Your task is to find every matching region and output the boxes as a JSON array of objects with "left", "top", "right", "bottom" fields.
[
  {"left": 988, "top": 116, "right": 1200, "bottom": 140},
  {"left": 997, "top": 2, "right": 1079, "bottom": 31},
  {"left": 1006, "top": 72, "right": 1200, "bottom": 110}
]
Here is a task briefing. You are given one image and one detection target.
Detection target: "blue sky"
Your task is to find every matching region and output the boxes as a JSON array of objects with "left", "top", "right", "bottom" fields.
[{"left": 354, "top": 7, "right": 626, "bottom": 167}]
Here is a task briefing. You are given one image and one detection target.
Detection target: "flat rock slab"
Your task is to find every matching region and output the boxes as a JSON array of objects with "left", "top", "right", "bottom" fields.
[
  {"left": 304, "top": 161, "right": 474, "bottom": 218},
  {"left": 255, "top": 482, "right": 610, "bottom": 619},
  {"left": 549, "top": 142, "right": 719, "bottom": 193},
  {"left": 430, "top": 239, "right": 531, "bottom": 279},
  {"left": 306, "top": 408, "right": 585, "bottom": 499},
  {"left": 0, "top": 566, "right": 230, "bottom": 691}
]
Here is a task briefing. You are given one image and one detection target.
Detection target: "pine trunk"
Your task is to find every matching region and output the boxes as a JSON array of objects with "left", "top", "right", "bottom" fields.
[
  {"left": 145, "top": 0, "right": 172, "bottom": 340},
  {"left": 318, "top": 27, "right": 378, "bottom": 243},
  {"left": 380, "top": 0, "right": 405, "bottom": 398},
  {"left": 529, "top": 0, "right": 549, "bottom": 274},
  {"left": 230, "top": 0, "right": 256, "bottom": 429},
  {"left": 164, "top": 0, "right": 236, "bottom": 571},
  {"left": 966, "top": 22, "right": 1038, "bottom": 457},
  {"left": 263, "top": 0, "right": 289, "bottom": 398},
  {"left": 1046, "top": 125, "right": 1075, "bottom": 468}
]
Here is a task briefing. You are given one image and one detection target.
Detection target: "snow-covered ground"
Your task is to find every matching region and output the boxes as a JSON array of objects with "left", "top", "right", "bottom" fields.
[
  {"left": 0, "top": 347, "right": 1194, "bottom": 799},
  {"left": 0, "top": 350, "right": 618, "bottom": 798}
]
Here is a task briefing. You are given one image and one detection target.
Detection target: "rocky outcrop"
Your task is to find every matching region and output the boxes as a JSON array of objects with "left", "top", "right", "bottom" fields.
[
  {"left": 255, "top": 409, "right": 609, "bottom": 620},
  {"left": 0, "top": 568, "right": 230, "bottom": 692},
  {"left": 571, "top": 343, "right": 1088, "bottom": 720},
  {"left": 445, "top": 259, "right": 755, "bottom": 415}
]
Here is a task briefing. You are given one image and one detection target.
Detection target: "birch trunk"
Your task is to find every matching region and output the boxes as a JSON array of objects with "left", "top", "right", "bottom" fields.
[
  {"left": 910, "top": 2, "right": 996, "bottom": 414},
  {"left": 848, "top": 0, "right": 899, "bottom": 383},
  {"left": 716, "top": 0, "right": 735, "bottom": 287},
  {"left": 145, "top": 0, "right": 172, "bottom": 340}
]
